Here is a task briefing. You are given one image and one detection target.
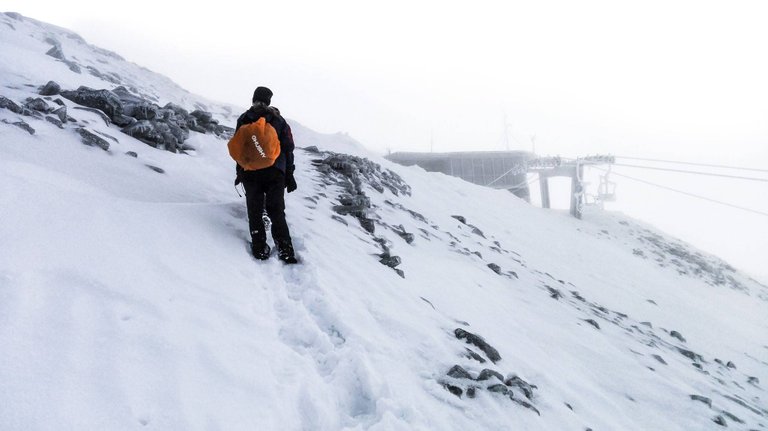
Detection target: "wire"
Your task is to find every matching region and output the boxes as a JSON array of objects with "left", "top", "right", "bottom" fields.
[
  {"left": 590, "top": 166, "right": 768, "bottom": 218},
  {"left": 486, "top": 163, "right": 528, "bottom": 187},
  {"left": 612, "top": 162, "right": 768, "bottom": 183},
  {"left": 616, "top": 156, "right": 768, "bottom": 174}
]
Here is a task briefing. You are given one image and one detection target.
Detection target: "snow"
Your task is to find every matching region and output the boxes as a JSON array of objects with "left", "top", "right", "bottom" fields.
[{"left": 1, "top": 11, "right": 767, "bottom": 431}]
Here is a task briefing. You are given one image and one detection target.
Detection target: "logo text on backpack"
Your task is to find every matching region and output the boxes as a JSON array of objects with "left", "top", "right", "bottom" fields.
[{"left": 251, "top": 135, "right": 267, "bottom": 158}]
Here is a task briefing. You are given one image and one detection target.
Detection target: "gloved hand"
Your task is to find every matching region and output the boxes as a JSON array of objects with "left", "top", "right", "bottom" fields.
[
  {"left": 234, "top": 165, "right": 243, "bottom": 186},
  {"left": 286, "top": 170, "right": 297, "bottom": 193}
]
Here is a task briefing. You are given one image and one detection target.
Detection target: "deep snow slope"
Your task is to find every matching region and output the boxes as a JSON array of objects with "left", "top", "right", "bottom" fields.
[{"left": 1, "top": 12, "right": 767, "bottom": 431}]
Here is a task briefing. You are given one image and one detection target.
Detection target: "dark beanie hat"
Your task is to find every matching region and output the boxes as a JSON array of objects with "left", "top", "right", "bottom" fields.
[{"left": 252, "top": 86, "right": 273, "bottom": 105}]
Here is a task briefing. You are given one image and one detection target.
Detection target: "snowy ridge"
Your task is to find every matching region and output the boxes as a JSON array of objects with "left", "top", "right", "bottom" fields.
[{"left": 1, "top": 12, "right": 767, "bottom": 431}]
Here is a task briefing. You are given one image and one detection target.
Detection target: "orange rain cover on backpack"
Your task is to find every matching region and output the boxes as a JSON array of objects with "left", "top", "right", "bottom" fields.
[{"left": 227, "top": 117, "right": 281, "bottom": 170}]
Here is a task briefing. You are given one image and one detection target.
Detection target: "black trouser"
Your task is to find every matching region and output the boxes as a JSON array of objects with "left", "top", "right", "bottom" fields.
[{"left": 242, "top": 167, "right": 292, "bottom": 247}]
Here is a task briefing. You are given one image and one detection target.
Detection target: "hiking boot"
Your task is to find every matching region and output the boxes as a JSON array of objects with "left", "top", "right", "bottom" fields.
[
  {"left": 251, "top": 243, "right": 271, "bottom": 260},
  {"left": 276, "top": 240, "right": 298, "bottom": 264}
]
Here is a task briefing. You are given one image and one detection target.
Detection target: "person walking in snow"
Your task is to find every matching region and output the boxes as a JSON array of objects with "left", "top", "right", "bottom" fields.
[{"left": 229, "top": 86, "right": 298, "bottom": 264}]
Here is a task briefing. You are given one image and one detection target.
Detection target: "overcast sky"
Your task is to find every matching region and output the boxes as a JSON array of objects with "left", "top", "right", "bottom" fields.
[{"left": 4, "top": 0, "right": 767, "bottom": 279}]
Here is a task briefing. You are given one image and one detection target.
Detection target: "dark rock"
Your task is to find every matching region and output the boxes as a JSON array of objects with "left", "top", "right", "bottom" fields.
[
  {"left": 420, "top": 297, "right": 435, "bottom": 309},
  {"left": 303, "top": 145, "right": 320, "bottom": 153},
  {"left": 72, "top": 106, "right": 111, "bottom": 125},
  {"left": 190, "top": 109, "right": 213, "bottom": 125},
  {"left": 394, "top": 268, "right": 405, "bottom": 278},
  {"left": 52, "top": 98, "right": 65, "bottom": 106},
  {"left": 359, "top": 217, "right": 375, "bottom": 234},
  {"left": 24, "top": 97, "right": 50, "bottom": 112},
  {"left": 85, "top": 66, "right": 120, "bottom": 84},
  {"left": 163, "top": 102, "right": 189, "bottom": 118},
  {"left": 464, "top": 349, "right": 486, "bottom": 364},
  {"left": 690, "top": 394, "right": 712, "bottom": 407},
  {"left": 443, "top": 384, "right": 463, "bottom": 397},
  {"left": 565, "top": 403, "right": 573, "bottom": 411},
  {"left": 487, "top": 384, "right": 508, "bottom": 395},
  {"left": 487, "top": 263, "right": 502, "bottom": 275},
  {"left": 373, "top": 237, "right": 392, "bottom": 255},
  {"left": 0, "top": 95, "right": 23, "bottom": 114},
  {"left": 584, "top": 319, "right": 600, "bottom": 330},
  {"left": 122, "top": 120, "right": 181, "bottom": 152},
  {"left": 726, "top": 361, "right": 736, "bottom": 369},
  {"left": 186, "top": 116, "right": 206, "bottom": 133},
  {"left": 146, "top": 165, "right": 165, "bottom": 174},
  {"left": 466, "top": 386, "right": 476, "bottom": 398},
  {"left": 512, "top": 398, "right": 541, "bottom": 415},
  {"left": 447, "top": 365, "right": 472, "bottom": 379},
  {"left": 338, "top": 194, "right": 371, "bottom": 210},
  {"left": 471, "top": 227, "right": 485, "bottom": 238},
  {"left": 112, "top": 114, "right": 136, "bottom": 127},
  {"left": 476, "top": 369, "right": 504, "bottom": 382},
  {"left": 53, "top": 106, "right": 67, "bottom": 122},
  {"left": 65, "top": 61, "right": 81, "bottom": 74},
  {"left": 112, "top": 86, "right": 145, "bottom": 105},
  {"left": 61, "top": 87, "right": 123, "bottom": 119},
  {"left": 712, "top": 415, "right": 727, "bottom": 427},
  {"left": 3, "top": 119, "right": 35, "bottom": 135},
  {"left": 670, "top": 330, "right": 686, "bottom": 342},
  {"left": 721, "top": 411, "right": 744, "bottom": 424},
  {"left": 45, "top": 44, "right": 65, "bottom": 60},
  {"left": 331, "top": 215, "right": 348, "bottom": 226},
  {"left": 76, "top": 128, "right": 109, "bottom": 151},
  {"left": 547, "top": 287, "right": 563, "bottom": 300},
  {"left": 124, "top": 101, "right": 160, "bottom": 121},
  {"left": 39, "top": 81, "right": 61, "bottom": 96},
  {"left": 379, "top": 255, "right": 402, "bottom": 268},
  {"left": 677, "top": 348, "right": 702, "bottom": 362},
  {"left": 332, "top": 203, "right": 369, "bottom": 217},
  {"left": 747, "top": 376, "right": 759, "bottom": 385},
  {"left": 505, "top": 376, "right": 536, "bottom": 400},
  {"left": 125, "top": 151, "right": 138, "bottom": 158},
  {"left": 45, "top": 116, "right": 63, "bottom": 128},
  {"left": 94, "top": 131, "right": 118, "bottom": 144},
  {"left": 452, "top": 215, "right": 467, "bottom": 224},
  {"left": 652, "top": 355, "right": 668, "bottom": 365},
  {"left": 454, "top": 328, "right": 501, "bottom": 363},
  {"left": 393, "top": 225, "right": 415, "bottom": 244},
  {"left": 571, "top": 291, "right": 586, "bottom": 302}
]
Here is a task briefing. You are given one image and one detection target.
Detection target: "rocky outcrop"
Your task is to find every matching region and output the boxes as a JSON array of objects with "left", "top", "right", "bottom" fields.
[
  {"left": 0, "top": 95, "right": 24, "bottom": 114},
  {"left": 312, "top": 150, "right": 412, "bottom": 277},
  {"left": 1, "top": 119, "right": 35, "bottom": 135},
  {"left": 76, "top": 128, "right": 110, "bottom": 151},
  {"left": 61, "top": 86, "right": 123, "bottom": 119},
  {"left": 39, "top": 80, "right": 61, "bottom": 96},
  {"left": 44, "top": 37, "right": 81, "bottom": 73},
  {"left": 454, "top": 328, "right": 501, "bottom": 363},
  {"left": 24, "top": 97, "right": 51, "bottom": 113},
  {"left": 56, "top": 85, "right": 230, "bottom": 152}
]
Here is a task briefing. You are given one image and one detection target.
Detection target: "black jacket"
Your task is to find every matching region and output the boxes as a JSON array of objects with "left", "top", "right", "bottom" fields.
[{"left": 235, "top": 104, "right": 295, "bottom": 176}]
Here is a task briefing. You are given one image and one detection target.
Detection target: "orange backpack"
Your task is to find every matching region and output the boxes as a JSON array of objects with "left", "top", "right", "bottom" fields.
[{"left": 228, "top": 117, "right": 281, "bottom": 170}]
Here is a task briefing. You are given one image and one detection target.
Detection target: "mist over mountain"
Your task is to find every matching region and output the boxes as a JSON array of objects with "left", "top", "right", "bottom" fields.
[{"left": 1, "top": 12, "right": 766, "bottom": 431}]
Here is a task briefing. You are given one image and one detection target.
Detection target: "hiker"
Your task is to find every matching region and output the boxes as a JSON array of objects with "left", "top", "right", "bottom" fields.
[{"left": 229, "top": 86, "right": 298, "bottom": 263}]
